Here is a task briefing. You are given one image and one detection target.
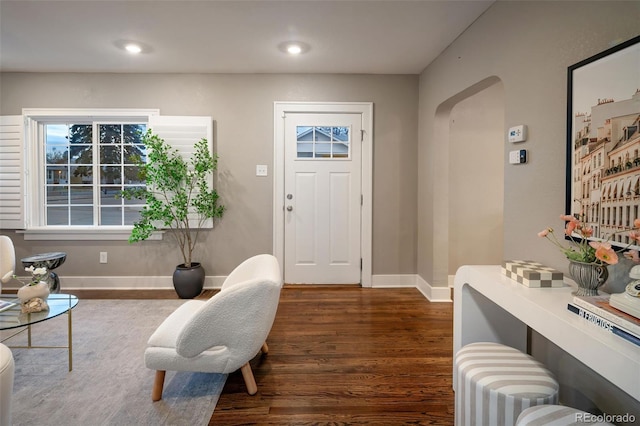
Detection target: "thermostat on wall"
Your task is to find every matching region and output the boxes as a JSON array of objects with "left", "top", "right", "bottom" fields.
[{"left": 508, "top": 125, "right": 527, "bottom": 143}]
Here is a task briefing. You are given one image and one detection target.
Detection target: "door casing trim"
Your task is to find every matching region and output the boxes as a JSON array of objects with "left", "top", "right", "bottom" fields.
[{"left": 273, "top": 102, "right": 373, "bottom": 287}]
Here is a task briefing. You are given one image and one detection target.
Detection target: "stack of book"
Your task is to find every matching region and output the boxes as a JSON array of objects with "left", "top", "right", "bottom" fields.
[{"left": 567, "top": 294, "right": 640, "bottom": 347}]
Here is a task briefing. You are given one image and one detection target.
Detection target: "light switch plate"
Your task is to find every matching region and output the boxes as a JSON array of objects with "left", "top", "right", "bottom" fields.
[{"left": 509, "top": 149, "right": 527, "bottom": 164}]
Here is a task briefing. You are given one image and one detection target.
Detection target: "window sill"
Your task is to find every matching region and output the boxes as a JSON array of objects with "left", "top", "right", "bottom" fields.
[{"left": 17, "top": 228, "right": 165, "bottom": 241}]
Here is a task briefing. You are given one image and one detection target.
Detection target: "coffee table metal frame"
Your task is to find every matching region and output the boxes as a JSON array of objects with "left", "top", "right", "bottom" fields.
[{"left": 0, "top": 294, "right": 78, "bottom": 371}]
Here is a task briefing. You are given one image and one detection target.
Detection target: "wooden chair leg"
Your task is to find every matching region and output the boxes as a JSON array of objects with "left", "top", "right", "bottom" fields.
[
  {"left": 240, "top": 362, "right": 258, "bottom": 395},
  {"left": 152, "top": 370, "right": 166, "bottom": 401},
  {"left": 261, "top": 342, "right": 269, "bottom": 354}
]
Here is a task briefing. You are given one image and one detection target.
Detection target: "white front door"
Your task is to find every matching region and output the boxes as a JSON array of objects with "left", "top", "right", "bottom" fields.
[{"left": 283, "top": 113, "right": 362, "bottom": 284}]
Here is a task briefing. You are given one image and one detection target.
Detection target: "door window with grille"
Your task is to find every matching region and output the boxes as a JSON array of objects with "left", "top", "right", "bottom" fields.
[{"left": 296, "top": 126, "right": 350, "bottom": 159}]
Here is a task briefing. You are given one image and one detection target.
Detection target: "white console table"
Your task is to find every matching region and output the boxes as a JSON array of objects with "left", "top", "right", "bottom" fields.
[{"left": 453, "top": 265, "right": 640, "bottom": 402}]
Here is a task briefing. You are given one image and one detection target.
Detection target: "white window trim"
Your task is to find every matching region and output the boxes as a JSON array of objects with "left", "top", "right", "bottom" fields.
[
  {"left": 6, "top": 110, "right": 213, "bottom": 240},
  {"left": 17, "top": 228, "right": 164, "bottom": 241},
  {"left": 22, "top": 108, "right": 160, "bottom": 121},
  {"left": 20, "top": 108, "right": 160, "bottom": 240}
]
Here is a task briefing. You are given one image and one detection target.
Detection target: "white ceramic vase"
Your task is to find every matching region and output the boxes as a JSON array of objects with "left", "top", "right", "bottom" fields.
[{"left": 17, "top": 282, "right": 50, "bottom": 303}]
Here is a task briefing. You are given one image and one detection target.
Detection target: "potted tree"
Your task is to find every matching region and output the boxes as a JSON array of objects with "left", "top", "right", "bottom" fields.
[{"left": 121, "top": 130, "right": 225, "bottom": 298}]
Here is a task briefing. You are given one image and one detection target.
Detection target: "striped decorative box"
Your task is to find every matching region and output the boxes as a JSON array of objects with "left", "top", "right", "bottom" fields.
[{"left": 501, "top": 260, "right": 564, "bottom": 288}]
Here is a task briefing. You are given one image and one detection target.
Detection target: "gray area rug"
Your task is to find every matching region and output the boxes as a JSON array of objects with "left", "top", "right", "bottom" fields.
[{"left": 2, "top": 299, "right": 227, "bottom": 426}]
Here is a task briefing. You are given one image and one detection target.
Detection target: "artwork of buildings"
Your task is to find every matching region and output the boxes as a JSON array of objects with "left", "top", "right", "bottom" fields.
[{"left": 572, "top": 89, "right": 640, "bottom": 245}]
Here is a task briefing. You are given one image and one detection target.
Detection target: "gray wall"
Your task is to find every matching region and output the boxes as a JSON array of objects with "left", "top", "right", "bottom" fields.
[
  {"left": 0, "top": 73, "right": 418, "bottom": 278},
  {"left": 418, "top": 1, "right": 640, "bottom": 287},
  {"left": 417, "top": 1, "right": 639, "bottom": 417},
  {"left": 1, "top": 1, "right": 637, "bottom": 287},
  {"left": 448, "top": 81, "right": 504, "bottom": 274}
]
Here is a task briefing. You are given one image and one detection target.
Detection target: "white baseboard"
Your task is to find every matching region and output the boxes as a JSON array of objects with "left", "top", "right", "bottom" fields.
[
  {"left": 372, "top": 274, "right": 452, "bottom": 302},
  {"left": 2, "top": 275, "right": 227, "bottom": 291},
  {"left": 416, "top": 275, "right": 452, "bottom": 302},
  {"left": 3, "top": 274, "right": 451, "bottom": 302}
]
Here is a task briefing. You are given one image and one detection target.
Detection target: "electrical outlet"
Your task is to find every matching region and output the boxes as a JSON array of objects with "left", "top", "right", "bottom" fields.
[
  {"left": 256, "top": 165, "right": 268, "bottom": 177},
  {"left": 100, "top": 252, "right": 108, "bottom": 264}
]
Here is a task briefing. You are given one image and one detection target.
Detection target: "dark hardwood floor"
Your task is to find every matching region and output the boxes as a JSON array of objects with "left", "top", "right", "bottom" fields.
[
  {"left": 72, "top": 286, "right": 455, "bottom": 425},
  {"left": 213, "top": 286, "right": 455, "bottom": 425}
]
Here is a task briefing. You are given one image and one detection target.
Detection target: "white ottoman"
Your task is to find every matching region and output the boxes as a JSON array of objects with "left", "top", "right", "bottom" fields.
[
  {"left": 516, "top": 405, "right": 614, "bottom": 426},
  {"left": 0, "top": 343, "right": 14, "bottom": 426},
  {"left": 455, "top": 342, "right": 559, "bottom": 426}
]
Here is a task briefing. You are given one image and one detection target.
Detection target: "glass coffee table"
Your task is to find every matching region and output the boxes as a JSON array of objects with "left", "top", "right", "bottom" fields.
[{"left": 0, "top": 293, "right": 78, "bottom": 371}]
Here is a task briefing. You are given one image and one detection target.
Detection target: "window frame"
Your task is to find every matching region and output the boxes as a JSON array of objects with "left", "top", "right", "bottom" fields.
[
  {"left": 295, "top": 125, "right": 351, "bottom": 159},
  {"left": 19, "top": 108, "right": 160, "bottom": 241}
]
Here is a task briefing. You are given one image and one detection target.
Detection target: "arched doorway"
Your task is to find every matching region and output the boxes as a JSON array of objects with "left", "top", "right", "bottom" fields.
[{"left": 448, "top": 81, "right": 505, "bottom": 276}]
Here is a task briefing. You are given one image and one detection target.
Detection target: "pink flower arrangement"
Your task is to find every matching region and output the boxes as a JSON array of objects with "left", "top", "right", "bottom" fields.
[{"left": 538, "top": 216, "right": 640, "bottom": 265}]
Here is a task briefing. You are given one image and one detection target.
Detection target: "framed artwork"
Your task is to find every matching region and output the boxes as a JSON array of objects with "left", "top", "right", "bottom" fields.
[{"left": 566, "top": 35, "right": 640, "bottom": 250}]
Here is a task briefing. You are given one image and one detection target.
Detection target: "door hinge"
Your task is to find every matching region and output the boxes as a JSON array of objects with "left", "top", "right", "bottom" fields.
[
  {"left": 361, "top": 194, "right": 363, "bottom": 206},
  {"left": 361, "top": 129, "right": 364, "bottom": 142},
  {"left": 360, "top": 258, "right": 363, "bottom": 270}
]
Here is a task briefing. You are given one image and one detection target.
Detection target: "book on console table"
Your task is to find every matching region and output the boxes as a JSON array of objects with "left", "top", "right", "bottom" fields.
[
  {"left": 572, "top": 294, "right": 640, "bottom": 337},
  {"left": 567, "top": 303, "right": 640, "bottom": 347}
]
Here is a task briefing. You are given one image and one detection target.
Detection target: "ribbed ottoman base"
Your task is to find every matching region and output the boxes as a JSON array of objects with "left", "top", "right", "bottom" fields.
[
  {"left": 516, "top": 405, "right": 615, "bottom": 426},
  {"left": 455, "top": 342, "right": 559, "bottom": 426}
]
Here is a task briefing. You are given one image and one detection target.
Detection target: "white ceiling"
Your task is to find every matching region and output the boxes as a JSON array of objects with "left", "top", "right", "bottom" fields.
[{"left": 0, "top": 0, "right": 494, "bottom": 75}]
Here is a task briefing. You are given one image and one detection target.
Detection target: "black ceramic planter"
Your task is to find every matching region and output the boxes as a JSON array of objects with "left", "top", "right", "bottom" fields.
[{"left": 172, "top": 262, "right": 205, "bottom": 299}]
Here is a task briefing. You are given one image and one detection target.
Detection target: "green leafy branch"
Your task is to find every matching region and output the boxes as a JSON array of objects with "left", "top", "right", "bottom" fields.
[{"left": 120, "top": 130, "right": 225, "bottom": 267}]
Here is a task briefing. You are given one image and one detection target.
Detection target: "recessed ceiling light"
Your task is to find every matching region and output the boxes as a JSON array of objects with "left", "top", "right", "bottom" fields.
[
  {"left": 287, "top": 45, "right": 302, "bottom": 55},
  {"left": 125, "top": 43, "right": 142, "bottom": 54},
  {"left": 278, "top": 41, "right": 310, "bottom": 56},
  {"left": 114, "top": 39, "right": 152, "bottom": 55}
]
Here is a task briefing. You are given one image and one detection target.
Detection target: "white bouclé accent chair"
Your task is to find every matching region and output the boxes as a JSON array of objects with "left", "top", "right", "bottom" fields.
[
  {"left": 0, "top": 343, "right": 14, "bottom": 426},
  {"left": 0, "top": 235, "right": 16, "bottom": 293},
  {"left": 144, "top": 254, "right": 283, "bottom": 401}
]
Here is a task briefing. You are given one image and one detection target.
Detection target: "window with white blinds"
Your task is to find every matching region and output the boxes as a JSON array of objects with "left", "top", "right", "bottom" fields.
[
  {"left": 0, "top": 109, "right": 213, "bottom": 240},
  {"left": 0, "top": 116, "right": 24, "bottom": 229}
]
